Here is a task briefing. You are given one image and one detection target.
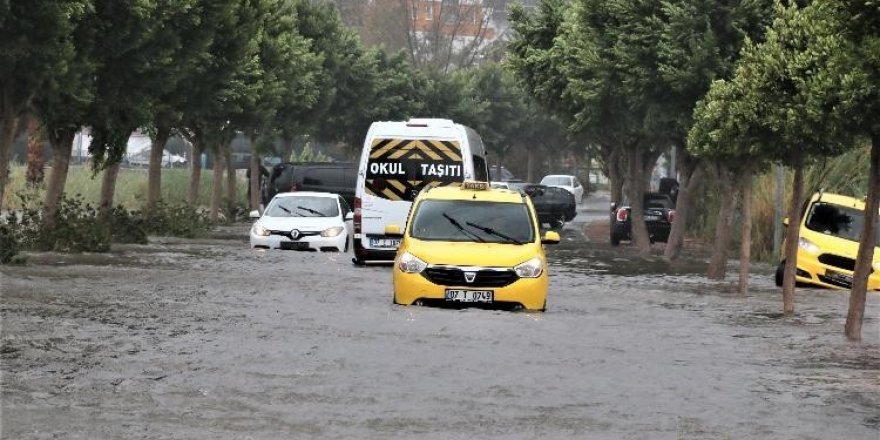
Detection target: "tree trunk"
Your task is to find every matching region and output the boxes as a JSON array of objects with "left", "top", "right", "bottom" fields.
[
  {"left": 845, "top": 138, "right": 880, "bottom": 341},
  {"left": 98, "top": 162, "right": 121, "bottom": 220},
  {"left": 0, "top": 114, "right": 19, "bottom": 208},
  {"left": 188, "top": 138, "right": 203, "bottom": 206},
  {"left": 664, "top": 162, "right": 702, "bottom": 261},
  {"left": 625, "top": 147, "right": 651, "bottom": 257},
  {"left": 782, "top": 165, "right": 805, "bottom": 316},
  {"left": 209, "top": 148, "right": 224, "bottom": 222},
  {"left": 738, "top": 170, "right": 753, "bottom": 295},
  {"left": 146, "top": 126, "right": 171, "bottom": 213},
  {"left": 25, "top": 117, "right": 44, "bottom": 188},
  {"left": 707, "top": 164, "right": 738, "bottom": 280},
  {"left": 526, "top": 147, "right": 535, "bottom": 183},
  {"left": 250, "top": 137, "right": 261, "bottom": 213},
  {"left": 224, "top": 146, "right": 236, "bottom": 216},
  {"left": 608, "top": 148, "right": 624, "bottom": 204},
  {"left": 43, "top": 128, "right": 76, "bottom": 230}
]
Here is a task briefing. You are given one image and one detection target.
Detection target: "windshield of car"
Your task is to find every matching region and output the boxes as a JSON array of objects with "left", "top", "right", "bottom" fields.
[
  {"left": 265, "top": 196, "right": 339, "bottom": 218},
  {"left": 541, "top": 176, "right": 571, "bottom": 186},
  {"left": 805, "top": 202, "right": 879, "bottom": 246},
  {"left": 410, "top": 200, "right": 534, "bottom": 244}
]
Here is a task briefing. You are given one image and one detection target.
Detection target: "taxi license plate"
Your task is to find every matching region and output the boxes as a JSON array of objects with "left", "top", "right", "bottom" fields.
[
  {"left": 369, "top": 237, "right": 401, "bottom": 248},
  {"left": 445, "top": 289, "right": 493, "bottom": 303},
  {"left": 826, "top": 270, "right": 853, "bottom": 287}
]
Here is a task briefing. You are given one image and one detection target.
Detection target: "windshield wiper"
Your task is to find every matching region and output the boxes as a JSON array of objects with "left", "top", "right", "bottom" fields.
[
  {"left": 465, "top": 221, "right": 525, "bottom": 245},
  {"left": 442, "top": 213, "right": 486, "bottom": 243},
  {"left": 297, "top": 205, "right": 325, "bottom": 217},
  {"left": 278, "top": 205, "right": 293, "bottom": 216}
]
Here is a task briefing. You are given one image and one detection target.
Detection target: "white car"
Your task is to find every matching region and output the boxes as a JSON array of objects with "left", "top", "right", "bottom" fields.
[
  {"left": 540, "top": 174, "right": 584, "bottom": 203},
  {"left": 250, "top": 192, "right": 353, "bottom": 252}
]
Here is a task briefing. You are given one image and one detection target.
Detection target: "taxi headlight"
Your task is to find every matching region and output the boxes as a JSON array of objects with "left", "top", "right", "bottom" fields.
[
  {"left": 252, "top": 224, "right": 270, "bottom": 237},
  {"left": 398, "top": 251, "right": 427, "bottom": 274},
  {"left": 514, "top": 257, "right": 543, "bottom": 278},
  {"left": 798, "top": 237, "right": 820, "bottom": 255},
  {"left": 321, "top": 226, "right": 344, "bottom": 237}
]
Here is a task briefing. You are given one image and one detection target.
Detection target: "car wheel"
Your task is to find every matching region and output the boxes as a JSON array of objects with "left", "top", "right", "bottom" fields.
[
  {"left": 775, "top": 261, "right": 785, "bottom": 287},
  {"left": 552, "top": 213, "right": 565, "bottom": 228}
]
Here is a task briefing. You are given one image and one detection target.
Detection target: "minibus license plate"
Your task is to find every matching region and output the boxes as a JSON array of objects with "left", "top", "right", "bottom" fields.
[
  {"left": 369, "top": 238, "right": 400, "bottom": 248},
  {"left": 445, "top": 289, "right": 493, "bottom": 303}
]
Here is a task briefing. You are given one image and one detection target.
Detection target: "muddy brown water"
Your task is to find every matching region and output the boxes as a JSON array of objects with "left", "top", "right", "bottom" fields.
[{"left": 1, "top": 218, "right": 878, "bottom": 439}]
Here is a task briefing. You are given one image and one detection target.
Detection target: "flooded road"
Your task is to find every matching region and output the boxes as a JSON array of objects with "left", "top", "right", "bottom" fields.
[{"left": 2, "top": 196, "right": 879, "bottom": 439}]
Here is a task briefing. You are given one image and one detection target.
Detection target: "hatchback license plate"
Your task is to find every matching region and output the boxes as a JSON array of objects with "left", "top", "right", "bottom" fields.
[
  {"left": 280, "top": 242, "right": 309, "bottom": 250},
  {"left": 445, "top": 289, "right": 493, "bottom": 303},
  {"left": 369, "top": 237, "right": 401, "bottom": 249}
]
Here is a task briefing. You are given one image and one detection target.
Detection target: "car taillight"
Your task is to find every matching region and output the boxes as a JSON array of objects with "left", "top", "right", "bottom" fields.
[
  {"left": 616, "top": 209, "right": 629, "bottom": 222},
  {"left": 668, "top": 210, "right": 676, "bottom": 223},
  {"left": 354, "top": 197, "right": 362, "bottom": 233}
]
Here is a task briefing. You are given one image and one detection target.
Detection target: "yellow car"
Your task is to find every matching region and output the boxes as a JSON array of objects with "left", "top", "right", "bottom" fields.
[
  {"left": 777, "top": 192, "right": 880, "bottom": 290},
  {"left": 387, "top": 181, "right": 560, "bottom": 311}
]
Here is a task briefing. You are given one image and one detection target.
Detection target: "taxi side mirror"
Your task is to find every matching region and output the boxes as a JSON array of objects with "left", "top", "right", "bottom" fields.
[
  {"left": 249, "top": 209, "right": 260, "bottom": 219},
  {"left": 782, "top": 217, "right": 789, "bottom": 227},
  {"left": 542, "top": 231, "right": 560, "bottom": 245},
  {"left": 384, "top": 224, "right": 403, "bottom": 238}
]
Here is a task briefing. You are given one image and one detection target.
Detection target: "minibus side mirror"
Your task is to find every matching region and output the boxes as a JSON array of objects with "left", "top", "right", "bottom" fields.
[{"left": 542, "top": 231, "right": 561, "bottom": 245}]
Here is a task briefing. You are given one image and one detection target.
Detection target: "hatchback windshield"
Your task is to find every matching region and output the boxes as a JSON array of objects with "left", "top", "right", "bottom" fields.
[
  {"left": 541, "top": 176, "right": 571, "bottom": 186},
  {"left": 410, "top": 200, "right": 534, "bottom": 244},
  {"left": 266, "top": 196, "right": 339, "bottom": 217},
  {"left": 805, "top": 202, "right": 880, "bottom": 246}
]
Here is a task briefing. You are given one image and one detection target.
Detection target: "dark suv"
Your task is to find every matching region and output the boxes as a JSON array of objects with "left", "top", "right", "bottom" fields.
[
  {"left": 610, "top": 193, "right": 676, "bottom": 245},
  {"left": 263, "top": 162, "right": 358, "bottom": 206}
]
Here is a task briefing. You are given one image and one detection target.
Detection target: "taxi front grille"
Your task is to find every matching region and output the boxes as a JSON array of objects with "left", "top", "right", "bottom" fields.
[
  {"left": 818, "top": 254, "right": 856, "bottom": 272},
  {"left": 422, "top": 267, "right": 519, "bottom": 288}
]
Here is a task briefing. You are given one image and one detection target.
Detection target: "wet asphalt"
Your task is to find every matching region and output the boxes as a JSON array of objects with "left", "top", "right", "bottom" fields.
[{"left": 1, "top": 192, "right": 879, "bottom": 439}]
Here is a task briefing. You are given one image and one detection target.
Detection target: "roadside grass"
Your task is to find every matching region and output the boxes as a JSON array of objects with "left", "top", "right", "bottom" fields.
[{"left": 3, "top": 164, "right": 248, "bottom": 210}]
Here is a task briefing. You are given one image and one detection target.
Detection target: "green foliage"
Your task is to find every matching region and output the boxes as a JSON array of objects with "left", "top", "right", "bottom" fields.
[
  {"left": 290, "top": 143, "right": 333, "bottom": 163},
  {"left": 689, "top": 1, "right": 856, "bottom": 166},
  {"left": 143, "top": 201, "right": 212, "bottom": 238}
]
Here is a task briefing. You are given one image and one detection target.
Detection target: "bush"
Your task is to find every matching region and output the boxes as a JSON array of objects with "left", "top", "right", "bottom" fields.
[
  {"left": 144, "top": 201, "right": 212, "bottom": 238},
  {"left": 43, "top": 195, "right": 111, "bottom": 252}
]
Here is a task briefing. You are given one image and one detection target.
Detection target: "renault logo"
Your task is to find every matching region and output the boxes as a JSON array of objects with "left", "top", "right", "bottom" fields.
[
  {"left": 464, "top": 271, "right": 476, "bottom": 283},
  {"left": 290, "top": 229, "right": 300, "bottom": 239}
]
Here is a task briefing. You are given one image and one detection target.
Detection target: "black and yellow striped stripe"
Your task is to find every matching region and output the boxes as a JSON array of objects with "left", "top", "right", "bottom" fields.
[{"left": 365, "top": 138, "right": 463, "bottom": 201}]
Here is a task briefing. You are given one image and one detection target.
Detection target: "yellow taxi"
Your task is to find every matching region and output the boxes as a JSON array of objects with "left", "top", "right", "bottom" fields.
[
  {"left": 777, "top": 192, "right": 880, "bottom": 290},
  {"left": 386, "top": 181, "right": 560, "bottom": 310}
]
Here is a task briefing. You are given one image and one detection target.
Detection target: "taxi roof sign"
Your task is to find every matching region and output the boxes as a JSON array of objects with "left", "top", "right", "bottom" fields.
[{"left": 461, "top": 181, "right": 489, "bottom": 191}]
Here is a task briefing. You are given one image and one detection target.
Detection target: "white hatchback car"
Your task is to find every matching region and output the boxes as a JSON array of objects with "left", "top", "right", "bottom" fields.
[
  {"left": 250, "top": 192, "right": 353, "bottom": 252},
  {"left": 540, "top": 174, "right": 584, "bottom": 203}
]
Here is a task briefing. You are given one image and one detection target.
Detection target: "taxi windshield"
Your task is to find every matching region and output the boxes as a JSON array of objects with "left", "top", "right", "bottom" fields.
[
  {"left": 805, "top": 202, "right": 880, "bottom": 246},
  {"left": 409, "top": 200, "right": 534, "bottom": 244}
]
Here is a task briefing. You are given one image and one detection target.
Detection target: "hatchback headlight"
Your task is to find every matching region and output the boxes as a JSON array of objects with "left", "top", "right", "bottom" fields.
[
  {"left": 321, "top": 226, "right": 344, "bottom": 237},
  {"left": 514, "top": 257, "right": 543, "bottom": 278},
  {"left": 798, "top": 237, "right": 820, "bottom": 255},
  {"left": 252, "top": 224, "right": 270, "bottom": 237},
  {"left": 398, "top": 251, "right": 427, "bottom": 273}
]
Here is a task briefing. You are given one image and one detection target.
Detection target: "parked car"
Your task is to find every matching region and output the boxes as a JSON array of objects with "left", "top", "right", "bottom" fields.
[
  {"left": 263, "top": 162, "right": 357, "bottom": 207},
  {"left": 250, "top": 192, "right": 353, "bottom": 252},
  {"left": 490, "top": 179, "right": 527, "bottom": 190},
  {"left": 540, "top": 174, "right": 585, "bottom": 203},
  {"left": 775, "top": 191, "right": 880, "bottom": 289},
  {"left": 610, "top": 193, "right": 676, "bottom": 245},
  {"left": 521, "top": 184, "right": 577, "bottom": 228}
]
